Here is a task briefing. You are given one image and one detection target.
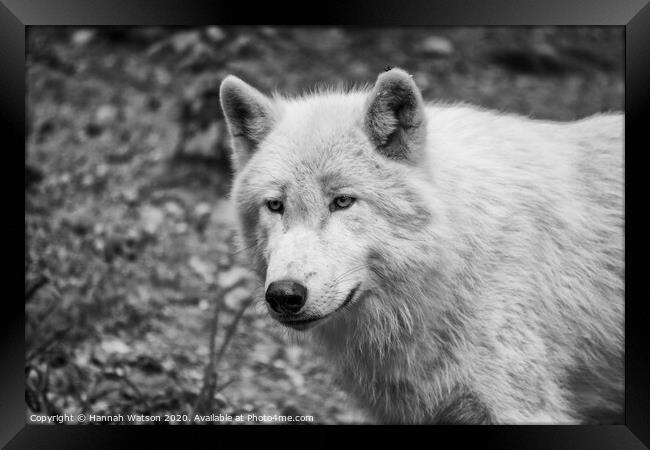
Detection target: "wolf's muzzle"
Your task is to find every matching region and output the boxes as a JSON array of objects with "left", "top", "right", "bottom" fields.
[{"left": 265, "top": 280, "right": 308, "bottom": 315}]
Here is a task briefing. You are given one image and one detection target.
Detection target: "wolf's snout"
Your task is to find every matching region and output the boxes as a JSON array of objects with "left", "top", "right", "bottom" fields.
[{"left": 265, "top": 280, "right": 308, "bottom": 315}]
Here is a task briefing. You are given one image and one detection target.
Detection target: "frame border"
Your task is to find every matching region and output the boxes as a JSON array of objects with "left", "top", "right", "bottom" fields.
[{"left": 7, "top": 0, "right": 649, "bottom": 447}]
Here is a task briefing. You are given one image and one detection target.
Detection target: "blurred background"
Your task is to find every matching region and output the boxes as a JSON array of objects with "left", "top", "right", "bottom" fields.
[{"left": 25, "top": 26, "right": 623, "bottom": 424}]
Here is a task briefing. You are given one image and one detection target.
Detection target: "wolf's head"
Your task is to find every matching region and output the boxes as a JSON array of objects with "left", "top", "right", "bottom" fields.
[{"left": 220, "top": 68, "right": 437, "bottom": 331}]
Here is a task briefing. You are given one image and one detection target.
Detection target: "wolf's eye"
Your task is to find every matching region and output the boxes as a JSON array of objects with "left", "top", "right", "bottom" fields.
[
  {"left": 332, "top": 196, "right": 355, "bottom": 211},
  {"left": 266, "top": 200, "right": 284, "bottom": 213}
]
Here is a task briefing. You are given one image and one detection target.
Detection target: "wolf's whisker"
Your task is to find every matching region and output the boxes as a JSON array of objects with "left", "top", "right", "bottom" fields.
[{"left": 330, "top": 264, "right": 371, "bottom": 285}]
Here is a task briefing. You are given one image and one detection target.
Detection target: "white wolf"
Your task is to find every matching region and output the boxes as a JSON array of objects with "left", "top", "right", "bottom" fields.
[{"left": 219, "top": 68, "right": 624, "bottom": 424}]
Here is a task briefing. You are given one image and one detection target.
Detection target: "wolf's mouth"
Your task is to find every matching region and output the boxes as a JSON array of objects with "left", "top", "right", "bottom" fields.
[{"left": 278, "top": 283, "right": 361, "bottom": 330}]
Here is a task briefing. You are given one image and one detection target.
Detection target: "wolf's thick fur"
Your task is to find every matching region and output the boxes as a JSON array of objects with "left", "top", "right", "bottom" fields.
[{"left": 220, "top": 69, "right": 624, "bottom": 424}]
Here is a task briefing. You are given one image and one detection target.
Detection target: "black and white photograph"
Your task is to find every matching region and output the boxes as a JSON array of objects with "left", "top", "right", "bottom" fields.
[{"left": 23, "top": 25, "right": 628, "bottom": 427}]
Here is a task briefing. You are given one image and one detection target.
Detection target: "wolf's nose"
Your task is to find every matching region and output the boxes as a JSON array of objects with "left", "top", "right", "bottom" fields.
[{"left": 265, "top": 280, "right": 308, "bottom": 315}]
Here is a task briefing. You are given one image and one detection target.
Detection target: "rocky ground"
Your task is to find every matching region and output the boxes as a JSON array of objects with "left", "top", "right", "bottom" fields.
[{"left": 25, "top": 26, "right": 623, "bottom": 424}]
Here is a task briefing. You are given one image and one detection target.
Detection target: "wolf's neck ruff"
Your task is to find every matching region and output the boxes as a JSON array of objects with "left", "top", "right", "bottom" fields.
[{"left": 312, "top": 281, "right": 477, "bottom": 423}]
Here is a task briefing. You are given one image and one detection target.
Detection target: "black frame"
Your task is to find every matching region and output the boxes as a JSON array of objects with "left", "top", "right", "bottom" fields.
[{"left": 7, "top": 0, "right": 649, "bottom": 447}]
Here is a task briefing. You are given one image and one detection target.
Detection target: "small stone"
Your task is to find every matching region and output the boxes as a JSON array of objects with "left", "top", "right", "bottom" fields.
[
  {"left": 420, "top": 36, "right": 454, "bottom": 56},
  {"left": 161, "top": 358, "right": 175, "bottom": 372},
  {"left": 217, "top": 266, "right": 252, "bottom": 289},
  {"left": 285, "top": 367, "right": 305, "bottom": 389},
  {"left": 171, "top": 31, "right": 202, "bottom": 53},
  {"left": 154, "top": 68, "right": 172, "bottom": 86},
  {"left": 141, "top": 205, "right": 165, "bottom": 235},
  {"left": 81, "top": 174, "right": 94, "bottom": 187},
  {"left": 205, "top": 26, "right": 226, "bottom": 42},
  {"left": 259, "top": 27, "right": 278, "bottom": 37},
  {"left": 164, "top": 201, "right": 184, "bottom": 218},
  {"left": 223, "top": 286, "right": 250, "bottom": 310},
  {"left": 94, "top": 104, "right": 119, "bottom": 126},
  {"left": 198, "top": 298, "right": 211, "bottom": 311},
  {"left": 95, "top": 164, "right": 108, "bottom": 178},
  {"left": 194, "top": 202, "right": 212, "bottom": 218},
  {"left": 71, "top": 29, "right": 95, "bottom": 47},
  {"left": 100, "top": 338, "right": 131, "bottom": 355},
  {"left": 189, "top": 255, "right": 216, "bottom": 284}
]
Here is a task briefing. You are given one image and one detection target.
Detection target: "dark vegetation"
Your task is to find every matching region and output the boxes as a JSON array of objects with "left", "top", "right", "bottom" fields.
[{"left": 25, "top": 26, "right": 623, "bottom": 424}]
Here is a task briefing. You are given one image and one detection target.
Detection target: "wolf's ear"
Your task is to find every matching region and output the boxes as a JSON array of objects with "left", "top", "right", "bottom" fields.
[
  {"left": 364, "top": 68, "right": 427, "bottom": 163},
  {"left": 220, "top": 75, "right": 276, "bottom": 171}
]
